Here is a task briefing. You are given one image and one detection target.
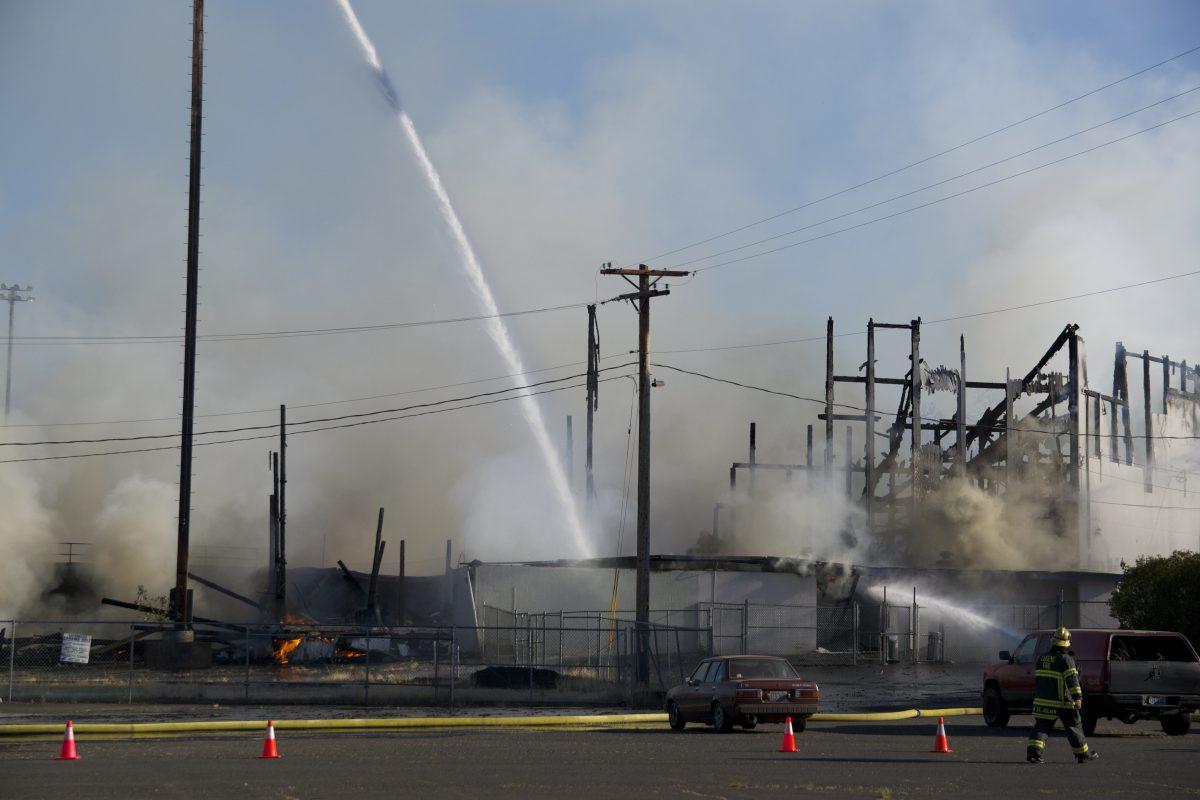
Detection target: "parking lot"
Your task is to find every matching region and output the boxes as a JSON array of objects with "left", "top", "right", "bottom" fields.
[{"left": 1, "top": 716, "right": 1194, "bottom": 799}]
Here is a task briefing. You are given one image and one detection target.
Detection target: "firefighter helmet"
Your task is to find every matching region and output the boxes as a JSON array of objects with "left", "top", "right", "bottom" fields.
[{"left": 1052, "top": 627, "right": 1072, "bottom": 647}]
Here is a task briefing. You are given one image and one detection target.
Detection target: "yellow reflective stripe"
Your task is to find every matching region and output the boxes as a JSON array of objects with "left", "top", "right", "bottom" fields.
[
  {"left": 1073, "top": 744, "right": 1089, "bottom": 754},
  {"left": 1069, "top": 688, "right": 1083, "bottom": 697},
  {"left": 1027, "top": 739, "right": 1045, "bottom": 748},
  {"left": 1035, "top": 670, "right": 1064, "bottom": 678},
  {"left": 1062, "top": 668, "right": 1079, "bottom": 678}
]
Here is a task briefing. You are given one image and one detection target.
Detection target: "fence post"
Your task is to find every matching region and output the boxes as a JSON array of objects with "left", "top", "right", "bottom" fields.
[
  {"left": 449, "top": 625, "right": 456, "bottom": 710},
  {"left": 528, "top": 616, "right": 534, "bottom": 702},
  {"left": 244, "top": 628, "right": 251, "bottom": 701},
  {"left": 127, "top": 625, "right": 135, "bottom": 704},
  {"left": 433, "top": 630, "right": 440, "bottom": 704},
  {"left": 741, "top": 599, "right": 748, "bottom": 654},
  {"left": 911, "top": 588, "right": 919, "bottom": 665},
  {"left": 363, "top": 627, "right": 371, "bottom": 705},
  {"left": 7, "top": 621, "right": 15, "bottom": 703},
  {"left": 851, "top": 602, "right": 859, "bottom": 666},
  {"left": 707, "top": 619, "right": 714, "bottom": 657}
]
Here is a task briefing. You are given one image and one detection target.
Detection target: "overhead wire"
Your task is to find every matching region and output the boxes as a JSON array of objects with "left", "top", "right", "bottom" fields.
[
  {"left": 692, "top": 108, "right": 1200, "bottom": 273},
  {"left": 673, "top": 86, "right": 1200, "bottom": 269},
  {"left": 632, "top": 42, "right": 1200, "bottom": 265},
  {"left": 654, "top": 269, "right": 1200, "bottom": 355},
  {"left": 0, "top": 363, "right": 637, "bottom": 447},
  {"left": 0, "top": 374, "right": 634, "bottom": 465}
]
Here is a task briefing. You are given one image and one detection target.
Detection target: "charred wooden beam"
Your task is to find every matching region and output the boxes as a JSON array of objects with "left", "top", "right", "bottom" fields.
[
  {"left": 187, "top": 571, "right": 262, "bottom": 611},
  {"left": 337, "top": 560, "right": 366, "bottom": 594}
]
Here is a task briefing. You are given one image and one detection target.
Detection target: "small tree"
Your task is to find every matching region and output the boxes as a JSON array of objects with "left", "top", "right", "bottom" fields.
[{"left": 1108, "top": 551, "right": 1200, "bottom": 649}]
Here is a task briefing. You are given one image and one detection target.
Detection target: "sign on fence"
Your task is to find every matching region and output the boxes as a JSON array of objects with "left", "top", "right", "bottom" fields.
[{"left": 59, "top": 633, "right": 92, "bottom": 664}]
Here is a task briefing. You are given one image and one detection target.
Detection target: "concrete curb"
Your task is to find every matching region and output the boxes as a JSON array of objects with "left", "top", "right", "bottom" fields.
[{"left": 0, "top": 708, "right": 983, "bottom": 737}]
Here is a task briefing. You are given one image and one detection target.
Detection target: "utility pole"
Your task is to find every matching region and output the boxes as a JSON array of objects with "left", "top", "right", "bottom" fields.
[
  {"left": 600, "top": 262, "right": 687, "bottom": 686},
  {"left": 585, "top": 304, "right": 599, "bottom": 512},
  {"left": 171, "top": 0, "right": 205, "bottom": 626},
  {"left": 0, "top": 284, "right": 33, "bottom": 420}
]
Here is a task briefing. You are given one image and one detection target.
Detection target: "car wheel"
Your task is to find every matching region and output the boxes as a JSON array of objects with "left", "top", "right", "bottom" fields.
[
  {"left": 667, "top": 701, "right": 686, "bottom": 731},
  {"left": 740, "top": 715, "right": 757, "bottom": 730},
  {"left": 711, "top": 702, "right": 734, "bottom": 733},
  {"left": 793, "top": 717, "right": 807, "bottom": 733},
  {"left": 983, "top": 687, "right": 1010, "bottom": 728},
  {"left": 1160, "top": 714, "right": 1191, "bottom": 736},
  {"left": 1081, "top": 705, "right": 1098, "bottom": 738}
]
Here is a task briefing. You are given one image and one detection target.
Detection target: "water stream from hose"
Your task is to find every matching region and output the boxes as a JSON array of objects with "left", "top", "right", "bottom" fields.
[{"left": 334, "top": 0, "right": 593, "bottom": 558}]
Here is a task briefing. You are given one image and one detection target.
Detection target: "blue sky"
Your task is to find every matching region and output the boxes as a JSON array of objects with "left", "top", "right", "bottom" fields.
[{"left": 0, "top": 1, "right": 1198, "bottom": 599}]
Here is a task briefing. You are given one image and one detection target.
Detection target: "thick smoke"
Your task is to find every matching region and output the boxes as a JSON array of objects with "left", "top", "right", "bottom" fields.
[{"left": 1, "top": 3, "right": 1197, "bottom": 618}]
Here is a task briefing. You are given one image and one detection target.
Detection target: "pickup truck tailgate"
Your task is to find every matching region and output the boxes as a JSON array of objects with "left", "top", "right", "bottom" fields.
[{"left": 1108, "top": 662, "right": 1200, "bottom": 698}]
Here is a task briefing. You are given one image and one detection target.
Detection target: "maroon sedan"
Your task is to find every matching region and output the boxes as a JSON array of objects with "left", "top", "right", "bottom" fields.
[{"left": 666, "top": 655, "right": 819, "bottom": 732}]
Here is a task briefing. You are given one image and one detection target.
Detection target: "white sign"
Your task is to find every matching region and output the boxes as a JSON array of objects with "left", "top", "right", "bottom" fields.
[{"left": 59, "top": 633, "right": 92, "bottom": 664}]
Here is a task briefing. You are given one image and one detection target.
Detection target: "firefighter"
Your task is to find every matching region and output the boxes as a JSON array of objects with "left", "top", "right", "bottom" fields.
[{"left": 1026, "top": 627, "right": 1098, "bottom": 763}]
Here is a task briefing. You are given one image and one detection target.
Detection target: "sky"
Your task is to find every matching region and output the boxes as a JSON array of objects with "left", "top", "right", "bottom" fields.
[{"left": 0, "top": 1, "right": 1198, "bottom": 612}]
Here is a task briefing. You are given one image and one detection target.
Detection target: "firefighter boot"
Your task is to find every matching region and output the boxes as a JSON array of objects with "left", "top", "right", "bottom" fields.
[
  {"left": 1026, "top": 749, "right": 1044, "bottom": 764},
  {"left": 1076, "top": 750, "right": 1099, "bottom": 763}
]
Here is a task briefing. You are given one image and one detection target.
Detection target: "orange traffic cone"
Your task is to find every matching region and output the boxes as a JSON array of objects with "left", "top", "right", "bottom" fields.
[
  {"left": 778, "top": 717, "right": 797, "bottom": 753},
  {"left": 932, "top": 716, "right": 953, "bottom": 753},
  {"left": 57, "top": 720, "right": 79, "bottom": 761},
  {"left": 258, "top": 721, "right": 281, "bottom": 759}
]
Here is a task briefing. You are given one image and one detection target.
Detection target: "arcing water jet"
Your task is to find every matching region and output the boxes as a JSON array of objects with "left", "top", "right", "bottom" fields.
[{"left": 333, "top": 0, "right": 593, "bottom": 558}]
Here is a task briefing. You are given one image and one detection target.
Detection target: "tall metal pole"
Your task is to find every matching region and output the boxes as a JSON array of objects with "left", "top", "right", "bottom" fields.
[
  {"left": 635, "top": 269, "right": 652, "bottom": 685},
  {"left": 278, "top": 405, "right": 287, "bottom": 607},
  {"left": 957, "top": 335, "right": 968, "bottom": 474},
  {"left": 824, "top": 317, "right": 834, "bottom": 487},
  {"left": 172, "top": 0, "right": 205, "bottom": 624},
  {"left": 865, "top": 319, "right": 875, "bottom": 530},
  {"left": 1, "top": 286, "right": 33, "bottom": 420},
  {"left": 585, "top": 304, "right": 598, "bottom": 512}
]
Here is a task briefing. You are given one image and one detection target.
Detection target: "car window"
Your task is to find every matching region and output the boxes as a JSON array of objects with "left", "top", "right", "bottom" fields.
[
  {"left": 704, "top": 660, "right": 726, "bottom": 683},
  {"left": 1013, "top": 635, "right": 1037, "bottom": 665},
  {"left": 1034, "top": 634, "right": 1051, "bottom": 659},
  {"left": 1110, "top": 635, "right": 1198, "bottom": 662},
  {"left": 727, "top": 658, "right": 799, "bottom": 679},
  {"left": 689, "top": 662, "right": 710, "bottom": 683}
]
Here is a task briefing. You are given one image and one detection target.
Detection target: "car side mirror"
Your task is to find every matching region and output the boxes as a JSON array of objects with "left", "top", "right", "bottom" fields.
[
  {"left": 686, "top": 678, "right": 696, "bottom": 686},
  {"left": 999, "top": 650, "right": 1012, "bottom": 663}
]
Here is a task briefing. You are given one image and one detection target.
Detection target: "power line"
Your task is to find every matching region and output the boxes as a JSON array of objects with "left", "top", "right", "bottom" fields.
[
  {"left": 0, "top": 300, "right": 598, "bottom": 346},
  {"left": 0, "top": 374, "right": 633, "bottom": 465},
  {"left": 633, "top": 43, "right": 1200, "bottom": 265},
  {"left": 0, "top": 363, "right": 636, "bottom": 447},
  {"left": 0, "top": 353, "right": 632, "bottom": 430},
  {"left": 674, "top": 87, "right": 1200, "bottom": 269},
  {"left": 655, "top": 269, "right": 1200, "bottom": 355},
  {"left": 1090, "top": 499, "right": 1199, "bottom": 511},
  {"left": 693, "top": 108, "right": 1200, "bottom": 273},
  {"left": 652, "top": 361, "right": 1200, "bottom": 441}
]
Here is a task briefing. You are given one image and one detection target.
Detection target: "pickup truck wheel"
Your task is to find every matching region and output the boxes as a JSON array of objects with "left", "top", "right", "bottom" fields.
[
  {"left": 983, "top": 687, "right": 1010, "bottom": 728},
  {"left": 1081, "top": 705, "right": 1098, "bottom": 737},
  {"left": 1160, "top": 714, "right": 1191, "bottom": 736},
  {"left": 793, "top": 717, "right": 807, "bottom": 733},
  {"left": 667, "top": 701, "right": 686, "bottom": 731},
  {"left": 740, "top": 715, "right": 757, "bottom": 730},
  {"left": 711, "top": 702, "right": 734, "bottom": 733}
]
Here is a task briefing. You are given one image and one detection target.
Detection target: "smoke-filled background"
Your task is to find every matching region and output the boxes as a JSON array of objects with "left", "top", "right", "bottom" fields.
[{"left": 1, "top": 1, "right": 1198, "bottom": 618}]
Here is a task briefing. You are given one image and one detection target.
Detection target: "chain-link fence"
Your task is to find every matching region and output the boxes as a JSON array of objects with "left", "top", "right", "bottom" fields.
[
  {"left": 1, "top": 617, "right": 711, "bottom": 706},
  {"left": 0, "top": 600, "right": 1121, "bottom": 703}
]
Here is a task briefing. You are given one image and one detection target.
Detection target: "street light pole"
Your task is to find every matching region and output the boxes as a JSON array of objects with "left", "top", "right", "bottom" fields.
[{"left": 0, "top": 284, "right": 34, "bottom": 420}]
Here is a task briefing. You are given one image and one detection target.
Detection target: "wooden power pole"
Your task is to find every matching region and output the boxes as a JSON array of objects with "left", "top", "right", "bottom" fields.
[
  {"left": 172, "top": 0, "right": 205, "bottom": 626},
  {"left": 600, "top": 263, "right": 687, "bottom": 685}
]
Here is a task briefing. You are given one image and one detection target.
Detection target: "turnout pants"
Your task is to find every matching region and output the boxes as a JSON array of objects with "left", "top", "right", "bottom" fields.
[{"left": 1027, "top": 708, "right": 1090, "bottom": 759}]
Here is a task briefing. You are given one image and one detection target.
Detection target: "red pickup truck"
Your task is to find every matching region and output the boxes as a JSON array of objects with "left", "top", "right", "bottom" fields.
[{"left": 982, "top": 629, "right": 1200, "bottom": 736}]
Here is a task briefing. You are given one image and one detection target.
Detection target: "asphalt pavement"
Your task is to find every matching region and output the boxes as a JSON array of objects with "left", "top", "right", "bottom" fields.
[{"left": 1, "top": 716, "right": 1194, "bottom": 799}]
